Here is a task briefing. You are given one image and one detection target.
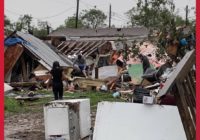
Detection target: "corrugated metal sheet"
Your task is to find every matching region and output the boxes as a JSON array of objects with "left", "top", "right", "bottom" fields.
[
  {"left": 16, "top": 32, "right": 72, "bottom": 69},
  {"left": 48, "top": 27, "right": 149, "bottom": 38}
]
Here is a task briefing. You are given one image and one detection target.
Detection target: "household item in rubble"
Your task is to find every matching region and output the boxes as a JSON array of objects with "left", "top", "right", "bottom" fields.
[
  {"left": 141, "top": 61, "right": 172, "bottom": 84},
  {"left": 113, "top": 91, "right": 120, "bottom": 98},
  {"left": 100, "top": 85, "right": 108, "bottom": 91},
  {"left": 120, "top": 73, "right": 132, "bottom": 82},
  {"left": 44, "top": 99, "right": 91, "bottom": 140},
  {"left": 141, "top": 68, "right": 158, "bottom": 83},
  {"left": 133, "top": 87, "right": 150, "bottom": 103}
]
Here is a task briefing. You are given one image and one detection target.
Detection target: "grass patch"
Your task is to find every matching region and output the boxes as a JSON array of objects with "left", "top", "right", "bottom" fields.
[
  {"left": 5, "top": 97, "right": 24, "bottom": 113},
  {"left": 5, "top": 90, "right": 125, "bottom": 114}
]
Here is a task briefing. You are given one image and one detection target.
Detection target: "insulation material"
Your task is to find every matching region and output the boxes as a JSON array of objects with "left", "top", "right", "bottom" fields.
[{"left": 93, "top": 102, "right": 186, "bottom": 140}]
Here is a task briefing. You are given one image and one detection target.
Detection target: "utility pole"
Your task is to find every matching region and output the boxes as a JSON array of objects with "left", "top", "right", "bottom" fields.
[
  {"left": 47, "top": 24, "right": 50, "bottom": 35},
  {"left": 185, "top": 5, "right": 189, "bottom": 26},
  {"left": 109, "top": 4, "right": 111, "bottom": 28},
  {"left": 75, "top": 0, "right": 80, "bottom": 28},
  {"left": 144, "top": 0, "right": 148, "bottom": 27}
]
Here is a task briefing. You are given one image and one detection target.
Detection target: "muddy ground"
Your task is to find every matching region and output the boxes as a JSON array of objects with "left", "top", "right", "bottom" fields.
[
  {"left": 5, "top": 111, "right": 96, "bottom": 140},
  {"left": 4, "top": 91, "right": 122, "bottom": 140},
  {"left": 5, "top": 112, "right": 45, "bottom": 140}
]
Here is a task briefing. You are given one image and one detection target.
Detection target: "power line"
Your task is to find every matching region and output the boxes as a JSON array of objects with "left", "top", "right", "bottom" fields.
[
  {"left": 112, "top": 11, "right": 128, "bottom": 21},
  {"left": 37, "top": 7, "right": 75, "bottom": 19},
  {"left": 79, "top": 0, "right": 94, "bottom": 8},
  {"left": 5, "top": 7, "right": 75, "bottom": 20}
]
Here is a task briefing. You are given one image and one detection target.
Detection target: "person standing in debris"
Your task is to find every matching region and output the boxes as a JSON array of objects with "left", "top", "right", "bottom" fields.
[
  {"left": 73, "top": 54, "right": 88, "bottom": 78},
  {"left": 50, "top": 61, "right": 67, "bottom": 100},
  {"left": 138, "top": 54, "right": 151, "bottom": 74},
  {"left": 116, "top": 50, "right": 126, "bottom": 74}
]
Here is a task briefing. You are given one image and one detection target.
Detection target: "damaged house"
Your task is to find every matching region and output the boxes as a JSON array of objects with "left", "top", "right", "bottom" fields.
[
  {"left": 48, "top": 27, "right": 149, "bottom": 68},
  {"left": 4, "top": 31, "right": 73, "bottom": 83}
]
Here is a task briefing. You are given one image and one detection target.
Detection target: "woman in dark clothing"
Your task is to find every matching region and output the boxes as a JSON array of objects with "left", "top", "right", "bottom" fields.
[{"left": 50, "top": 61, "right": 67, "bottom": 100}]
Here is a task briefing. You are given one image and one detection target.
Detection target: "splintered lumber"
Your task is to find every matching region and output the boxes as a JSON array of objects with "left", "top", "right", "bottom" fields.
[
  {"left": 10, "top": 81, "right": 38, "bottom": 88},
  {"left": 15, "top": 96, "right": 40, "bottom": 101},
  {"left": 73, "top": 77, "right": 107, "bottom": 89}
]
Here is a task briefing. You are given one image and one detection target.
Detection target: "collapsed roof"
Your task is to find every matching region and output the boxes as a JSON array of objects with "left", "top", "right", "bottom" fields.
[
  {"left": 5, "top": 31, "right": 73, "bottom": 70},
  {"left": 4, "top": 31, "right": 73, "bottom": 82},
  {"left": 55, "top": 40, "right": 112, "bottom": 58}
]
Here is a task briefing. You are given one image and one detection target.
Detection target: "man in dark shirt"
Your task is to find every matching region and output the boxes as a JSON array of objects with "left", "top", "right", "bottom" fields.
[
  {"left": 73, "top": 54, "right": 88, "bottom": 77},
  {"left": 138, "top": 54, "right": 151, "bottom": 74}
]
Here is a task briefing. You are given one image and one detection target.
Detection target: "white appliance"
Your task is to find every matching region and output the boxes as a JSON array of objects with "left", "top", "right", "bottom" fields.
[
  {"left": 93, "top": 102, "right": 187, "bottom": 140},
  {"left": 44, "top": 99, "right": 91, "bottom": 140}
]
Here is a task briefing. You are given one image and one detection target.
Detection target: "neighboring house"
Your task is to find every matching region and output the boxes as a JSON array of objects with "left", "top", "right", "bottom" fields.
[
  {"left": 48, "top": 27, "right": 149, "bottom": 46},
  {"left": 4, "top": 31, "right": 73, "bottom": 83}
]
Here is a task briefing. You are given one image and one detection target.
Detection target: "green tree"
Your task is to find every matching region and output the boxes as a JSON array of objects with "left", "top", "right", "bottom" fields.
[
  {"left": 65, "top": 16, "right": 84, "bottom": 28},
  {"left": 126, "top": 0, "right": 176, "bottom": 30},
  {"left": 4, "top": 15, "right": 14, "bottom": 35},
  {"left": 33, "top": 21, "right": 50, "bottom": 37},
  {"left": 174, "top": 15, "right": 185, "bottom": 26},
  {"left": 15, "top": 14, "right": 33, "bottom": 31},
  {"left": 81, "top": 8, "right": 107, "bottom": 29}
]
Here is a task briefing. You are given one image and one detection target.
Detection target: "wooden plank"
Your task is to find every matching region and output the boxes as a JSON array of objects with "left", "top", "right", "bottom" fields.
[
  {"left": 188, "top": 71, "right": 196, "bottom": 94},
  {"left": 73, "top": 77, "right": 107, "bottom": 89},
  {"left": 183, "top": 81, "right": 196, "bottom": 124},
  {"left": 73, "top": 41, "right": 90, "bottom": 55},
  {"left": 157, "top": 50, "right": 195, "bottom": 98},
  {"left": 59, "top": 42, "right": 71, "bottom": 52},
  {"left": 172, "top": 85, "right": 192, "bottom": 140},
  {"left": 56, "top": 41, "right": 65, "bottom": 50},
  {"left": 10, "top": 81, "right": 38, "bottom": 87},
  {"left": 186, "top": 75, "right": 196, "bottom": 106},
  {"left": 81, "top": 41, "right": 97, "bottom": 55},
  {"left": 70, "top": 41, "right": 84, "bottom": 53},
  {"left": 186, "top": 74, "right": 195, "bottom": 98},
  {"left": 4, "top": 44, "right": 24, "bottom": 79},
  {"left": 85, "top": 41, "right": 107, "bottom": 57},
  {"left": 83, "top": 41, "right": 101, "bottom": 54},
  {"left": 20, "top": 56, "right": 28, "bottom": 82},
  {"left": 176, "top": 81, "right": 196, "bottom": 140},
  {"left": 64, "top": 41, "right": 78, "bottom": 55},
  {"left": 64, "top": 41, "right": 79, "bottom": 54}
]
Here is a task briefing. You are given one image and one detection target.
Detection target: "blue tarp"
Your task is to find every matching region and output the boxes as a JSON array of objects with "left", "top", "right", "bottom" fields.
[
  {"left": 4, "top": 37, "right": 29, "bottom": 46},
  {"left": 179, "top": 38, "right": 188, "bottom": 47}
]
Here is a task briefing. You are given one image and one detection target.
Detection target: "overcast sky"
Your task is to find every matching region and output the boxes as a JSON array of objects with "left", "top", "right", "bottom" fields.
[{"left": 5, "top": 0, "right": 196, "bottom": 29}]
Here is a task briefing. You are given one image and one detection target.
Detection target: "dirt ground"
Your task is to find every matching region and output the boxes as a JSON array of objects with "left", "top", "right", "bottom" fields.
[
  {"left": 5, "top": 111, "right": 96, "bottom": 140},
  {"left": 5, "top": 112, "right": 45, "bottom": 140}
]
